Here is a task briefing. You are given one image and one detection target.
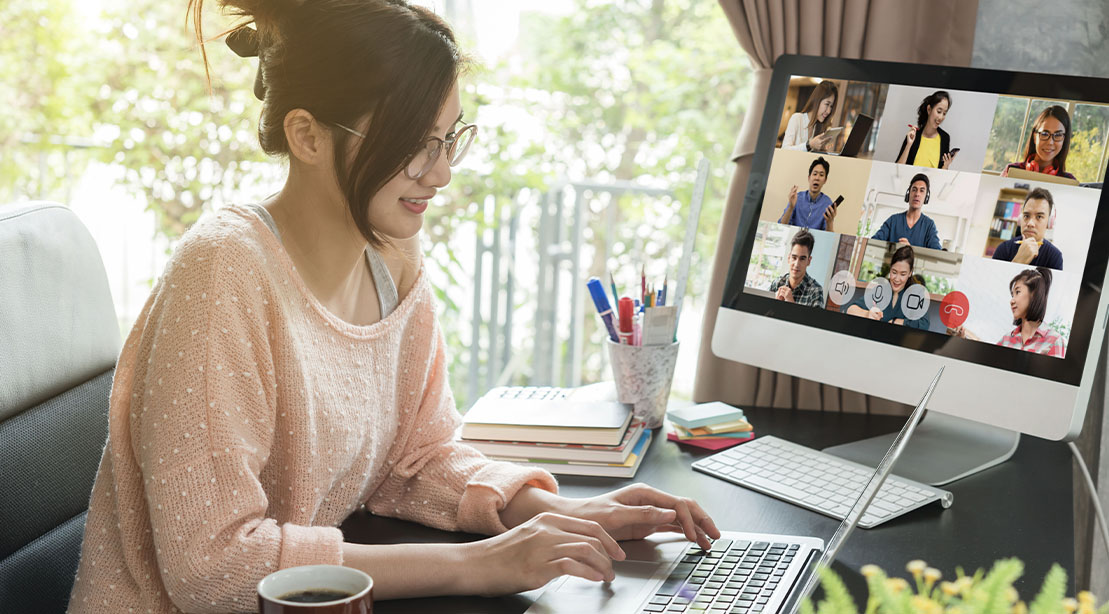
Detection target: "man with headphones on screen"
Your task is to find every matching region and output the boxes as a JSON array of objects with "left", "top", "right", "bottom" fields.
[
  {"left": 872, "top": 173, "right": 943, "bottom": 250},
  {"left": 992, "top": 186, "right": 1064, "bottom": 270}
]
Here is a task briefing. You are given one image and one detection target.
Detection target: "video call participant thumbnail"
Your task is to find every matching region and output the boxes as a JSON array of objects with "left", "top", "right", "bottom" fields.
[
  {"left": 955, "top": 267, "right": 1065, "bottom": 357},
  {"left": 843, "top": 245, "right": 930, "bottom": 329},
  {"left": 1001, "top": 106, "right": 1076, "bottom": 181},
  {"left": 778, "top": 157, "right": 838, "bottom": 231},
  {"left": 991, "top": 187, "right": 1063, "bottom": 270},
  {"left": 782, "top": 80, "right": 840, "bottom": 152},
  {"left": 768, "top": 228, "right": 825, "bottom": 307},
  {"left": 896, "top": 91, "right": 958, "bottom": 169},
  {"left": 871, "top": 173, "right": 942, "bottom": 250}
]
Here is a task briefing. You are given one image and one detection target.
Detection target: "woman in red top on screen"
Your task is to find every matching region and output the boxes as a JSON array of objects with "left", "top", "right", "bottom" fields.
[
  {"left": 1001, "top": 106, "right": 1077, "bottom": 181},
  {"left": 955, "top": 268, "right": 1066, "bottom": 357}
]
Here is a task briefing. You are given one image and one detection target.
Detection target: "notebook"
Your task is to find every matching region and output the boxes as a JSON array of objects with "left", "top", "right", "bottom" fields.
[
  {"left": 462, "top": 386, "right": 633, "bottom": 446},
  {"left": 523, "top": 367, "right": 943, "bottom": 614}
]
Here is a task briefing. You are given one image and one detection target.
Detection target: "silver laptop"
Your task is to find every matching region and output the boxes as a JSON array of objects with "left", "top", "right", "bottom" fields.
[{"left": 524, "top": 367, "right": 943, "bottom": 614}]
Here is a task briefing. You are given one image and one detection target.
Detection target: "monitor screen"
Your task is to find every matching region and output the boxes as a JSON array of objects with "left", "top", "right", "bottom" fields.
[{"left": 722, "top": 57, "right": 1109, "bottom": 387}]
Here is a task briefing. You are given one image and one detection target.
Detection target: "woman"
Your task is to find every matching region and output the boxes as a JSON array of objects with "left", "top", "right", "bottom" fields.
[
  {"left": 843, "top": 245, "right": 930, "bottom": 329},
  {"left": 67, "top": 2, "right": 718, "bottom": 612},
  {"left": 1002, "top": 106, "right": 1076, "bottom": 181},
  {"left": 895, "top": 91, "right": 956, "bottom": 169},
  {"left": 956, "top": 268, "right": 1066, "bottom": 357},
  {"left": 781, "top": 80, "right": 839, "bottom": 152}
]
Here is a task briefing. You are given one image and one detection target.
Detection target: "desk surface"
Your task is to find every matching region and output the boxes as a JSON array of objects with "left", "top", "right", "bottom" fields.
[{"left": 341, "top": 406, "right": 1074, "bottom": 613}]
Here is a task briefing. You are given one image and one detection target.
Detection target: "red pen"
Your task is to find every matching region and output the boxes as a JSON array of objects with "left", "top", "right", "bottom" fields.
[{"left": 618, "top": 297, "right": 634, "bottom": 344}]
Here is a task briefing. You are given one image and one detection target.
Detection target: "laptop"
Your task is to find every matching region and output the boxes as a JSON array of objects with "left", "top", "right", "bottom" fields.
[
  {"left": 523, "top": 367, "right": 943, "bottom": 614},
  {"left": 834, "top": 113, "right": 874, "bottom": 158},
  {"left": 1004, "top": 166, "right": 1080, "bottom": 186}
]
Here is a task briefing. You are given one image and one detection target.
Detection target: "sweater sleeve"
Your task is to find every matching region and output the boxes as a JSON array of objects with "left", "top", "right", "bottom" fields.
[
  {"left": 366, "top": 318, "right": 557, "bottom": 536},
  {"left": 133, "top": 234, "right": 342, "bottom": 613},
  {"left": 783, "top": 113, "right": 808, "bottom": 151},
  {"left": 872, "top": 216, "right": 893, "bottom": 242},
  {"left": 924, "top": 218, "right": 942, "bottom": 250}
]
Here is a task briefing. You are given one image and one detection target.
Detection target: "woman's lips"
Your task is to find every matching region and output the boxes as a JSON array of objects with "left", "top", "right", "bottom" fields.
[{"left": 401, "top": 198, "right": 428, "bottom": 214}]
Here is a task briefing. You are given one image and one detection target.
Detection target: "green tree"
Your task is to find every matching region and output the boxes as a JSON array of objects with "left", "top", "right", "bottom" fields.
[
  {"left": 88, "top": 0, "right": 275, "bottom": 238},
  {"left": 0, "top": 0, "right": 99, "bottom": 204}
]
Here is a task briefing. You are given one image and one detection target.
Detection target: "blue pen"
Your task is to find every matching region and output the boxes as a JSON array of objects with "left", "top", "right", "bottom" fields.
[{"left": 587, "top": 277, "right": 621, "bottom": 343}]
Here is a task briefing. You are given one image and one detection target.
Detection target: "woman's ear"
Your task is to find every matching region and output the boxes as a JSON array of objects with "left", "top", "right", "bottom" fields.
[{"left": 284, "top": 109, "right": 331, "bottom": 166}]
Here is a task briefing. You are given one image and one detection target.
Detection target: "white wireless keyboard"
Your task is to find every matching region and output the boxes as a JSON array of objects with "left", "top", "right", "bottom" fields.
[{"left": 692, "top": 435, "right": 953, "bottom": 528}]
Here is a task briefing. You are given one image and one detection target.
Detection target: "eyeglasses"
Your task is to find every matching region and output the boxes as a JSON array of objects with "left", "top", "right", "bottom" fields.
[
  {"left": 1033, "top": 129, "right": 1067, "bottom": 143},
  {"left": 333, "top": 121, "right": 479, "bottom": 180}
]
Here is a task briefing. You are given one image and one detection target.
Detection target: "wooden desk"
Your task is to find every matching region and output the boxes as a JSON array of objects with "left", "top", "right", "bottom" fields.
[{"left": 341, "top": 407, "right": 1074, "bottom": 613}]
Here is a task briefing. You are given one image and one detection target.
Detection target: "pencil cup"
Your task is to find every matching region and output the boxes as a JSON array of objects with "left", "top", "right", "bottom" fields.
[{"left": 606, "top": 339, "right": 680, "bottom": 430}]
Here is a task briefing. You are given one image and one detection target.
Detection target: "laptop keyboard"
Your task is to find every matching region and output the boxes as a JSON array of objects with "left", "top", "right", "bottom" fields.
[
  {"left": 692, "top": 436, "right": 953, "bottom": 528},
  {"left": 488, "top": 386, "right": 571, "bottom": 401},
  {"left": 642, "top": 539, "right": 797, "bottom": 613}
]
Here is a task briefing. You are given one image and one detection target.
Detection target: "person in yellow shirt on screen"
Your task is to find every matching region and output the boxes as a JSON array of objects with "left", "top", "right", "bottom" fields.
[{"left": 895, "top": 91, "right": 957, "bottom": 169}]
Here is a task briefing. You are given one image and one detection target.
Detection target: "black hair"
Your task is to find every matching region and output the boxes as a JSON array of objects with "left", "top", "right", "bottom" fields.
[
  {"left": 909, "top": 173, "right": 930, "bottom": 192},
  {"left": 1023, "top": 106, "right": 1071, "bottom": 174},
  {"left": 187, "top": 0, "right": 466, "bottom": 249},
  {"left": 809, "top": 157, "right": 830, "bottom": 177},
  {"left": 916, "top": 91, "right": 951, "bottom": 128},
  {"left": 1010, "top": 267, "right": 1052, "bottom": 326},
  {"left": 1024, "top": 186, "right": 1055, "bottom": 212},
  {"left": 890, "top": 244, "right": 915, "bottom": 273},
  {"left": 790, "top": 228, "right": 815, "bottom": 256}
]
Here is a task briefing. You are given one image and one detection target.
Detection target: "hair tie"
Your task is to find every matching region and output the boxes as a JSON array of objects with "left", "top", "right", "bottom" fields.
[{"left": 226, "top": 25, "right": 265, "bottom": 101}]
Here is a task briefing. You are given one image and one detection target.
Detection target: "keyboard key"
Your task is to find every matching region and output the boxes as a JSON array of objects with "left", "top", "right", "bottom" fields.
[{"left": 656, "top": 563, "right": 696, "bottom": 596}]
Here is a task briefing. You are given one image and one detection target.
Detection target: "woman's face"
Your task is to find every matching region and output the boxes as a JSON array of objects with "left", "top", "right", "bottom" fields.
[
  {"left": 1010, "top": 281, "right": 1031, "bottom": 322},
  {"left": 817, "top": 95, "right": 835, "bottom": 122},
  {"left": 353, "top": 83, "right": 463, "bottom": 240},
  {"left": 1034, "top": 116, "right": 1067, "bottom": 165},
  {"left": 889, "top": 260, "right": 911, "bottom": 292},
  {"left": 927, "top": 98, "right": 949, "bottom": 129}
]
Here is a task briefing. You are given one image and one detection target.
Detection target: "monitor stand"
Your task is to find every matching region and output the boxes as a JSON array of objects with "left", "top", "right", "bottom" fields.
[{"left": 822, "top": 412, "right": 1020, "bottom": 486}]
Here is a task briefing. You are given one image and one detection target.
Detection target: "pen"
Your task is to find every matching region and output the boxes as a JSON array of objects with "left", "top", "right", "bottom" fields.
[
  {"left": 618, "top": 297, "right": 634, "bottom": 345},
  {"left": 609, "top": 273, "right": 620, "bottom": 307},
  {"left": 586, "top": 277, "right": 621, "bottom": 343},
  {"left": 641, "top": 265, "right": 646, "bottom": 305},
  {"left": 661, "top": 274, "right": 667, "bottom": 306}
]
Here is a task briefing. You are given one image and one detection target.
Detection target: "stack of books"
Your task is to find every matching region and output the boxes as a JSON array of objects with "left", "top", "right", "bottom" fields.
[
  {"left": 666, "top": 402, "right": 754, "bottom": 451},
  {"left": 459, "top": 391, "right": 650, "bottom": 477}
]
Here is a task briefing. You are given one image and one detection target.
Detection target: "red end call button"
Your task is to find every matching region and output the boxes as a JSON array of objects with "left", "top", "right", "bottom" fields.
[{"left": 939, "top": 291, "right": 970, "bottom": 329}]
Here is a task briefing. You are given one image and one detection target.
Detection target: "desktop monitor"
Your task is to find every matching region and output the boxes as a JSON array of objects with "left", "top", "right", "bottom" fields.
[{"left": 713, "top": 55, "right": 1109, "bottom": 485}]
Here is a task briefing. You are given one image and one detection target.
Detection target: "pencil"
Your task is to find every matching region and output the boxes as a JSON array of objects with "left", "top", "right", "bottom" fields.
[{"left": 609, "top": 273, "right": 619, "bottom": 305}]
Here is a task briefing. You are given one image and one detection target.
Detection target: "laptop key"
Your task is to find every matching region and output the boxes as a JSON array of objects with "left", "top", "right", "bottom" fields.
[
  {"left": 652, "top": 596, "right": 673, "bottom": 605},
  {"left": 656, "top": 563, "right": 696, "bottom": 596},
  {"left": 643, "top": 605, "right": 666, "bottom": 613}
]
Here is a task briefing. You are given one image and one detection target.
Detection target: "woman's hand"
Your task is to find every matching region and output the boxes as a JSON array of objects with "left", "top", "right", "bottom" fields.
[
  {"left": 551, "top": 483, "right": 721, "bottom": 550},
  {"left": 941, "top": 151, "right": 957, "bottom": 169},
  {"left": 462, "top": 512, "right": 626, "bottom": 596},
  {"left": 905, "top": 125, "right": 918, "bottom": 146},
  {"left": 807, "top": 133, "right": 831, "bottom": 152},
  {"left": 867, "top": 307, "right": 884, "bottom": 320}
]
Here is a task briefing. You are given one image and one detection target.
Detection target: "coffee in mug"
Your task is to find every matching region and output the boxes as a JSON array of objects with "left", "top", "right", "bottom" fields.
[{"left": 258, "top": 565, "right": 373, "bottom": 613}]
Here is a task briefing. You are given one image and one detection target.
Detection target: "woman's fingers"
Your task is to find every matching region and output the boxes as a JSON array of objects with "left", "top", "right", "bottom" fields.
[
  {"left": 548, "top": 542, "right": 616, "bottom": 582},
  {"left": 550, "top": 557, "right": 607, "bottom": 583},
  {"left": 542, "top": 512, "right": 625, "bottom": 560}
]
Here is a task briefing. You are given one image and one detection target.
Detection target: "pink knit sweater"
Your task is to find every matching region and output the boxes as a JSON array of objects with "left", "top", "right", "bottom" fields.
[{"left": 68, "top": 205, "right": 557, "bottom": 613}]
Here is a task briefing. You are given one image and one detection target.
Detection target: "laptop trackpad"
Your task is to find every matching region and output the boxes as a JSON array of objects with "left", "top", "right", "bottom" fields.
[{"left": 525, "top": 560, "right": 663, "bottom": 614}]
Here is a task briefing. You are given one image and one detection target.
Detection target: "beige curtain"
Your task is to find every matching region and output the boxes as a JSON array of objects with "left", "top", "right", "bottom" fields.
[{"left": 694, "top": 0, "right": 980, "bottom": 413}]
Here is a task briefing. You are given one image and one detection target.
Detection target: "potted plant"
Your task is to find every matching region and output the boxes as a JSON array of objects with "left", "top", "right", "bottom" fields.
[{"left": 802, "top": 559, "right": 1108, "bottom": 614}]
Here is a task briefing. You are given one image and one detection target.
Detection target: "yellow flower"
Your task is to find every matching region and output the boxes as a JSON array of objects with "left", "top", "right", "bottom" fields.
[
  {"left": 887, "top": 578, "right": 910, "bottom": 593},
  {"left": 907, "top": 560, "right": 927, "bottom": 577},
  {"left": 912, "top": 595, "right": 941, "bottom": 614},
  {"left": 1077, "top": 591, "right": 1095, "bottom": 605},
  {"left": 861, "top": 564, "right": 882, "bottom": 579},
  {"left": 1013, "top": 601, "right": 1028, "bottom": 614},
  {"left": 1062, "top": 597, "right": 1078, "bottom": 613}
]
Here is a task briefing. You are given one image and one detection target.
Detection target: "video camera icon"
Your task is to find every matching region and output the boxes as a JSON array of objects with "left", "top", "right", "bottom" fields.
[{"left": 900, "top": 285, "right": 930, "bottom": 321}]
